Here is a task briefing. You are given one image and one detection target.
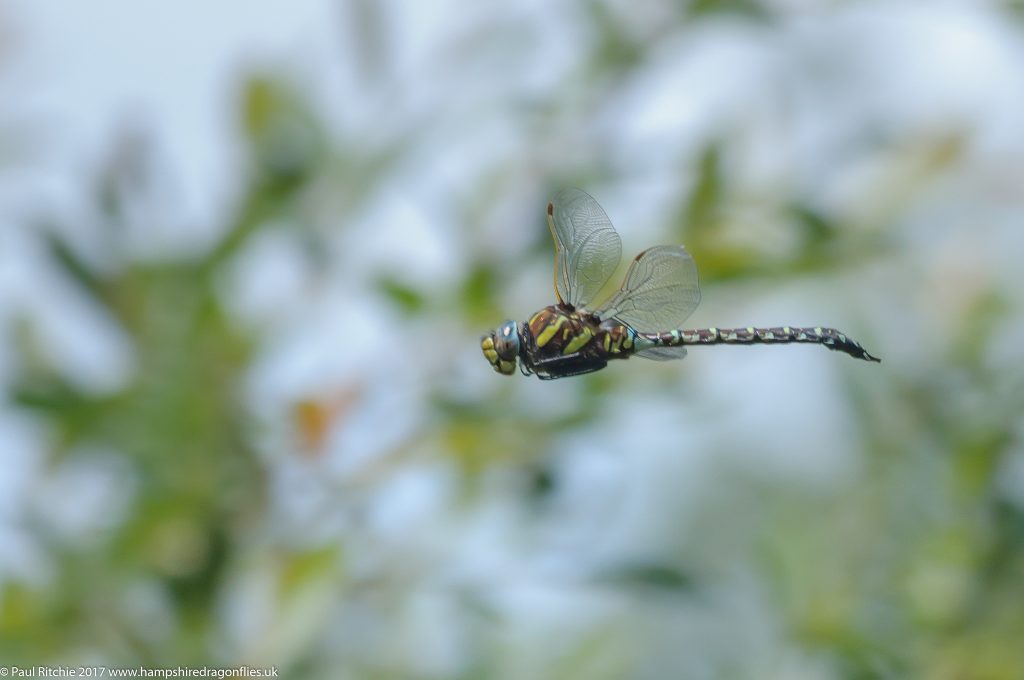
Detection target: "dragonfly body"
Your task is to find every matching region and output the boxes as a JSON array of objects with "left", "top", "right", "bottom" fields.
[
  {"left": 481, "top": 189, "right": 879, "bottom": 380},
  {"left": 505, "top": 304, "right": 879, "bottom": 380}
]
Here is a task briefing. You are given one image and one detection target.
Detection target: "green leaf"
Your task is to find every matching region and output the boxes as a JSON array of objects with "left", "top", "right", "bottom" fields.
[{"left": 376, "top": 276, "right": 427, "bottom": 314}]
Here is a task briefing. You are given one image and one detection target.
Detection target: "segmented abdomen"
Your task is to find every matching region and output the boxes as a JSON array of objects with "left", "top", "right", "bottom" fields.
[{"left": 647, "top": 326, "right": 880, "bottom": 362}]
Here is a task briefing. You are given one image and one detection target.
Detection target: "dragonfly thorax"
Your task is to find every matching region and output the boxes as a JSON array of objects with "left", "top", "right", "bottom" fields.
[{"left": 480, "top": 320, "right": 520, "bottom": 376}]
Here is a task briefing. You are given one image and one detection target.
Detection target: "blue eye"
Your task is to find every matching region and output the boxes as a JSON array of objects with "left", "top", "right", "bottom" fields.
[{"left": 494, "top": 321, "right": 520, "bottom": 359}]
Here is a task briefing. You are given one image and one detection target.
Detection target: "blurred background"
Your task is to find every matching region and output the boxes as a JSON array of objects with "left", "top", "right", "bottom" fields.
[{"left": 1, "top": 1, "right": 1023, "bottom": 678}]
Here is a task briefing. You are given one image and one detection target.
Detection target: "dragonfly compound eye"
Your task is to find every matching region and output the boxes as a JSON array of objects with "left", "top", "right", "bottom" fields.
[{"left": 480, "top": 321, "right": 519, "bottom": 375}]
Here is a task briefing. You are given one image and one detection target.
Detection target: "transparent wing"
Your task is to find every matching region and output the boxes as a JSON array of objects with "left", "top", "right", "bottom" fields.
[
  {"left": 548, "top": 188, "right": 622, "bottom": 309},
  {"left": 594, "top": 245, "right": 701, "bottom": 332},
  {"left": 636, "top": 345, "right": 689, "bottom": 361}
]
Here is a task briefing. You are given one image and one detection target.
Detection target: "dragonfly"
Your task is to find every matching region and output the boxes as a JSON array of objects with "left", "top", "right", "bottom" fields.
[{"left": 480, "top": 188, "right": 880, "bottom": 380}]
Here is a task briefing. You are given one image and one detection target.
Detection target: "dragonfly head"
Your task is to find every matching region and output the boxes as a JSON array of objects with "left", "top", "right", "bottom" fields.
[{"left": 481, "top": 320, "right": 520, "bottom": 376}]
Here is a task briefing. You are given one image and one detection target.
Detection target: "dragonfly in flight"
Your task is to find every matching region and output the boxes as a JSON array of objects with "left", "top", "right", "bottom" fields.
[{"left": 481, "top": 189, "right": 880, "bottom": 380}]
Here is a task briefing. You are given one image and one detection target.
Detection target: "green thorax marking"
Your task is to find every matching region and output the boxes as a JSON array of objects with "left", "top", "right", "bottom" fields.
[
  {"left": 527, "top": 306, "right": 600, "bottom": 356},
  {"left": 563, "top": 327, "right": 594, "bottom": 354}
]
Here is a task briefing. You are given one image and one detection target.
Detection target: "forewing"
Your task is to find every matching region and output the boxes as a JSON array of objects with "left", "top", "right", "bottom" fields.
[
  {"left": 548, "top": 188, "right": 622, "bottom": 309},
  {"left": 595, "top": 245, "right": 701, "bottom": 332}
]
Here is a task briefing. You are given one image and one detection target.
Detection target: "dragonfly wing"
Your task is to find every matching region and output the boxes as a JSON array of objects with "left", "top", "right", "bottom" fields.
[
  {"left": 595, "top": 245, "right": 701, "bottom": 332},
  {"left": 548, "top": 188, "right": 622, "bottom": 309},
  {"left": 636, "top": 345, "right": 689, "bottom": 361}
]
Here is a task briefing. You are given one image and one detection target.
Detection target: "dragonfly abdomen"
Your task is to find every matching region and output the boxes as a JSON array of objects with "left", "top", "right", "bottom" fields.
[{"left": 643, "top": 326, "right": 880, "bottom": 362}]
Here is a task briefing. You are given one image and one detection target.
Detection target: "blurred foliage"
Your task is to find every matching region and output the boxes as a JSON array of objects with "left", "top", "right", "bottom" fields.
[
  {"left": 2, "top": 2, "right": 1024, "bottom": 679},
  {"left": 675, "top": 142, "right": 886, "bottom": 284}
]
